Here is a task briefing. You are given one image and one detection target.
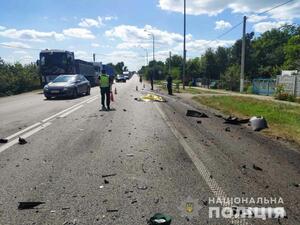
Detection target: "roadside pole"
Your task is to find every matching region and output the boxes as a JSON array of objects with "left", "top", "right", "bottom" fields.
[
  {"left": 169, "top": 51, "right": 172, "bottom": 74},
  {"left": 240, "top": 16, "right": 247, "bottom": 93},
  {"left": 182, "top": 0, "right": 186, "bottom": 90}
]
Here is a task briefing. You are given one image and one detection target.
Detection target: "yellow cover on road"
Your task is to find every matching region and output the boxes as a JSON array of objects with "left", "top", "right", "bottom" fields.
[{"left": 139, "top": 94, "right": 166, "bottom": 102}]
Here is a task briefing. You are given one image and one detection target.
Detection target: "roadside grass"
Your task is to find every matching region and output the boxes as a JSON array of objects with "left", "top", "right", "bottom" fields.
[
  {"left": 193, "top": 95, "right": 300, "bottom": 145},
  {"left": 158, "top": 83, "right": 221, "bottom": 95}
]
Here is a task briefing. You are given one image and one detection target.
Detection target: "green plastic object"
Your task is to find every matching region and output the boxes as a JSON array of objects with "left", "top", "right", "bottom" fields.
[{"left": 149, "top": 213, "right": 172, "bottom": 225}]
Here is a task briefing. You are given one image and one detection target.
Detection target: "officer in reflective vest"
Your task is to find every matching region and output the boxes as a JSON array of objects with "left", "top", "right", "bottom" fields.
[{"left": 99, "top": 69, "right": 111, "bottom": 111}]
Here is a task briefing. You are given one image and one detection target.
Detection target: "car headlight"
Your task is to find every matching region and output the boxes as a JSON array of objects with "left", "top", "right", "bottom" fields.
[{"left": 44, "top": 85, "right": 49, "bottom": 90}]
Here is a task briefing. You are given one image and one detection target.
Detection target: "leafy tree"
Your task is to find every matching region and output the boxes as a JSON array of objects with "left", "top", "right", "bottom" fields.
[
  {"left": 220, "top": 64, "right": 240, "bottom": 91},
  {"left": 284, "top": 35, "right": 300, "bottom": 70}
]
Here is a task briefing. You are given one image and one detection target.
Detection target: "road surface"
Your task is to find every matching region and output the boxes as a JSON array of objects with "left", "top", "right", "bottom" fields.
[{"left": 0, "top": 76, "right": 299, "bottom": 225}]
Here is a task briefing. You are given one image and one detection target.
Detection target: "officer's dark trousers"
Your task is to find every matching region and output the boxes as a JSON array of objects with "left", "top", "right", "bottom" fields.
[
  {"left": 167, "top": 85, "right": 172, "bottom": 95},
  {"left": 100, "top": 87, "right": 110, "bottom": 108}
]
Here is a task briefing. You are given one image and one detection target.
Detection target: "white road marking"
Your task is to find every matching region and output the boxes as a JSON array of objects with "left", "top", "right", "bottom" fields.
[
  {"left": 1, "top": 95, "right": 97, "bottom": 154},
  {"left": 42, "top": 96, "right": 96, "bottom": 123},
  {"left": 155, "top": 103, "right": 248, "bottom": 225},
  {"left": 5, "top": 122, "right": 41, "bottom": 140},
  {"left": 0, "top": 122, "right": 51, "bottom": 154},
  {"left": 59, "top": 105, "right": 83, "bottom": 118},
  {"left": 86, "top": 96, "right": 98, "bottom": 104}
]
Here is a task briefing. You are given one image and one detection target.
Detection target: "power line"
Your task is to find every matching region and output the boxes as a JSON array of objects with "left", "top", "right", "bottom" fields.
[
  {"left": 257, "top": 0, "right": 294, "bottom": 15},
  {"left": 0, "top": 43, "right": 42, "bottom": 51},
  {"left": 217, "top": 21, "right": 244, "bottom": 39}
]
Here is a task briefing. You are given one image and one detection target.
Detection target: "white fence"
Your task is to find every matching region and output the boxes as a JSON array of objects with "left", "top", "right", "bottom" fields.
[{"left": 276, "top": 75, "right": 300, "bottom": 97}]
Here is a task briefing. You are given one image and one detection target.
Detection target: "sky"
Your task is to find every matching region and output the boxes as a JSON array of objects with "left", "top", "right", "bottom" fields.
[{"left": 0, "top": 0, "right": 300, "bottom": 70}]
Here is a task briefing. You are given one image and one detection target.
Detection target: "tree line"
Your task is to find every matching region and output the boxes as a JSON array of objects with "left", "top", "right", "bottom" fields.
[
  {"left": 139, "top": 24, "right": 300, "bottom": 91},
  {"left": 0, "top": 58, "right": 129, "bottom": 96},
  {"left": 0, "top": 58, "right": 40, "bottom": 96}
]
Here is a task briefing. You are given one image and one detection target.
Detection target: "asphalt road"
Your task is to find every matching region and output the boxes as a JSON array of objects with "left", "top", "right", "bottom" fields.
[{"left": 0, "top": 76, "right": 299, "bottom": 225}]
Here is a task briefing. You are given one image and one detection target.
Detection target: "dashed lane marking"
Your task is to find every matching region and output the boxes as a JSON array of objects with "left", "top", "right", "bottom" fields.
[{"left": 155, "top": 103, "right": 248, "bottom": 225}]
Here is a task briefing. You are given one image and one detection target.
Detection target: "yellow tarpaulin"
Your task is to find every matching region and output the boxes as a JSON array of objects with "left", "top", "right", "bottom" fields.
[{"left": 138, "top": 94, "right": 166, "bottom": 102}]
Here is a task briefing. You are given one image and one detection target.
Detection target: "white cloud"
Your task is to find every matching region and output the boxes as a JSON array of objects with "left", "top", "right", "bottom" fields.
[
  {"left": 78, "top": 17, "right": 104, "bottom": 28},
  {"left": 253, "top": 21, "right": 290, "bottom": 33},
  {"left": 0, "top": 28, "right": 64, "bottom": 42},
  {"left": 0, "top": 25, "right": 6, "bottom": 30},
  {"left": 105, "top": 24, "right": 192, "bottom": 50},
  {"left": 74, "top": 50, "right": 92, "bottom": 61},
  {"left": 0, "top": 41, "right": 31, "bottom": 49},
  {"left": 104, "top": 16, "right": 118, "bottom": 21},
  {"left": 13, "top": 50, "right": 28, "bottom": 54},
  {"left": 91, "top": 43, "right": 100, "bottom": 47},
  {"left": 158, "top": 0, "right": 300, "bottom": 20},
  {"left": 63, "top": 28, "right": 95, "bottom": 39},
  {"left": 247, "top": 14, "right": 268, "bottom": 23},
  {"left": 215, "top": 20, "right": 232, "bottom": 30}
]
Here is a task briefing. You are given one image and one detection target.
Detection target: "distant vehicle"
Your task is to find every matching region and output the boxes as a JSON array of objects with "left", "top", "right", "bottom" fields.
[
  {"left": 38, "top": 49, "right": 99, "bottom": 87},
  {"left": 115, "top": 74, "right": 126, "bottom": 82},
  {"left": 43, "top": 74, "right": 91, "bottom": 99},
  {"left": 123, "top": 71, "right": 130, "bottom": 80}
]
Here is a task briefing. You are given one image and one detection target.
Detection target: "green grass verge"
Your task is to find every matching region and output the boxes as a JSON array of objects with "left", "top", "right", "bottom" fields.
[{"left": 193, "top": 95, "right": 300, "bottom": 145}]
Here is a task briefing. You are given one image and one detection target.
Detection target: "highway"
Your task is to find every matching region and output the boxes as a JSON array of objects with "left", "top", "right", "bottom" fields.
[{"left": 0, "top": 76, "right": 299, "bottom": 225}]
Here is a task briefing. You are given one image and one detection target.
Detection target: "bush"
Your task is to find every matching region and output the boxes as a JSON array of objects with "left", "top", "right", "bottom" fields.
[
  {"left": 0, "top": 59, "right": 40, "bottom": 96},
  {"left": 246, "top": 85, "right": 253, "bottom": 94},
  {"left": 274, "top": 84, "right": 295, "bottom": 102}
]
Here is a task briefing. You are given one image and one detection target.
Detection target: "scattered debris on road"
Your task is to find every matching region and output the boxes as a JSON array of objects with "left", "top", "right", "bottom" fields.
[
  {"left": 214, "top": 114, "right": 223, "bottom": 118},
  {"left": 126, "top": 153, "right": 134, "bottom": 157},
  {"left": 18, "top": 201, "right": 45, "bottom": 210},
  {"left": 137, "top": 185, "right": 148, "bottom": 190},
  {"left": 223, "top": 116, "right": 249, "bottom": 125},
  {"left": 18, "top": 137, "right": 27, "bottom": 145},
  {"left": 250, "top": 116, "right": 268, "bottom": 131},
  {"left": 102, "top": 173, "right": 117, "bottom": 178},
  {"left": 225, "top": 127, "right": 231, "bottom": 132},
  {"left": 253, "top": 164, "right": 263, "bottom": 171},
  {"left": 0, "top": 138, "right": 8, "bottom": 143},
  {"left": 197, "top": 120, "right": 202, "bottom": 124},
  {"left": 186, "top": 110, "right": 209, "bottom": 118},
  {"left": 292, "top": 183, "right": 299, "bottom": 187},
  {"left": 135, "top": 94, "right": 166, "bottom": 102},
  {"left": 106, "top": 209, "right": 118, "bottom": 213},
  {"left": 123, "top": 109, "right": 127, "bottom": 112},
  {"left": 100, "top": 185, "right": 104, "bottom": 189},
  {"left": 148, "top": 213, "right": 172, "bottom": 225},
  {"left": 104, "top": 179, "right": 109, "bottom": 184}
]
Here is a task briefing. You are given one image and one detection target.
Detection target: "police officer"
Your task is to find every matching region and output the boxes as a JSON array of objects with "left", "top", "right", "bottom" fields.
[
  {"left": 99, "top": 69, "right": 111, "bottom": 111},
  {"left": 166, "top": 74, "right": 173, "bottom": 95}
]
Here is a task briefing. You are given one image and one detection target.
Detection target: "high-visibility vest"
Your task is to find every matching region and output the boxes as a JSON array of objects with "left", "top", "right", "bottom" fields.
[{"left": 99, "top": 74, "right": 110, "bottom": 88}]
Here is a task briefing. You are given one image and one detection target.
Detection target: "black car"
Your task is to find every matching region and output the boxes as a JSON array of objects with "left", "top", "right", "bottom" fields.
[{"left": 43, "top": 74, "right": 91, "bottom": 99}]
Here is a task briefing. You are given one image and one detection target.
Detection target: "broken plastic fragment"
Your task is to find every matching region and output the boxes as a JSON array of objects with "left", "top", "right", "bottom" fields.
[
  {"left": 148, "top": 213, "right": 172, "bottom": 225},
  {"left": 18, "top": 137, "right": 27, "bottom": 145},
  {"left": 186, "top": 110, "right": 208, "bottom": 118},
  {"left": 250, "top": 116, "right": 268, "bottom": 131},
  {"left": 0, "top": 138, "right": 8, "bottom": 143},
  {"left": 18, "top": 201, "right": 45, "bottom": 210}
]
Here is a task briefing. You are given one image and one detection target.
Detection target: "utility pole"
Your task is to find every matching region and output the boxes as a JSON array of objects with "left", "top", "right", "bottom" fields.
[
  {"left": 146, "top": 49, "right": 149, "bottom": 66},
  {"left": 182, "top": 0, "right": 186, "bottom": 90},
  {"left": 240, "top": 16, "right": 247, "bottom": 93},
  {"left": 151, "top": 33, "right": 155, "bottom": 90},
  {"left": 169, "top": 51, "right": 172, "bottom": 74},
  {"left": 93, "top": 53, "right": 96, "bottom": 62}
]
